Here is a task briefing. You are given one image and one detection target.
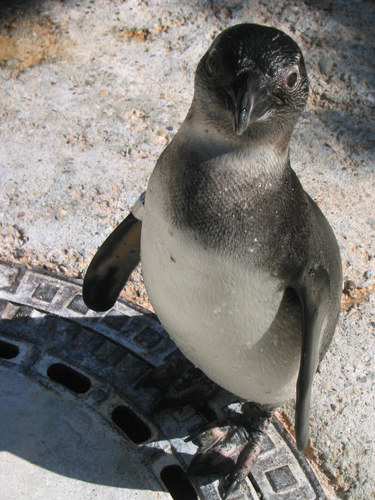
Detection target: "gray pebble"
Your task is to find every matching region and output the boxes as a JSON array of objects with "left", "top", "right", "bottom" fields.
[{"left": 319, "top": 56, "right": 333, "bottom": 75}]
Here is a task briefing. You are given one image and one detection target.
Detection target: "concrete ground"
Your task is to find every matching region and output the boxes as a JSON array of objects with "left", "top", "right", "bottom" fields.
[
  {"left": 0, "top": 366, "right": 161, "bottom": 500},
  {"left": 0, "top": 0, "right": 374, "bottom": 498}
]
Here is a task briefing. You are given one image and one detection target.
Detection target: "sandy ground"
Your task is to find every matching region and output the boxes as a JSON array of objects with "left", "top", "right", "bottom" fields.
[{"left": 0, "top": 0, "right": 374, "bottom": 498}]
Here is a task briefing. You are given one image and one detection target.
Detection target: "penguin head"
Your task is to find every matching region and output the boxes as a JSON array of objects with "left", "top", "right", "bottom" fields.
[{"left": 193, "top": 24, "right": 309, "bottom": 142}]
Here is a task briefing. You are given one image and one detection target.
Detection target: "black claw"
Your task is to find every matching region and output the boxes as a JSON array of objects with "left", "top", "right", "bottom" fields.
[
  {"left": 222, "top": 477, "right": 241, "bottom": 499},
  {"left": 139, "top": 360, "right": 275, "bottom": 493},
  {"left": 187, "top": 404, "right": 273, "bottom": 494}
]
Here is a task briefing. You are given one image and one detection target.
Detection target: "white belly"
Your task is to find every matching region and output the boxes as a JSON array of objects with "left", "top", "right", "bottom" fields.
[{"left": 141, "top": 198, "right": 301, "bottom": 406}]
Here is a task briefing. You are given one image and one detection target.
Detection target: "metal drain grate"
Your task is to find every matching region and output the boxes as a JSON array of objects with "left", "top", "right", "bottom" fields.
[{"left": 0, "top": 261, "right": 326, "bottom": 499}]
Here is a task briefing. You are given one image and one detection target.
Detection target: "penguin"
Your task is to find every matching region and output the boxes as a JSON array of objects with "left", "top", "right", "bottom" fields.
[{"left": 83, "top": 23, "right": 342, "bottom": 494}]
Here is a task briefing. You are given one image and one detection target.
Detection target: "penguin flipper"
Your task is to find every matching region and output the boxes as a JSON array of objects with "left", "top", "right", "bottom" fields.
[
  {"left": 295, "top": 267, "right": 331, "bottom": 450},
  {"left": 83, "top": 194, "right": 145, "bottom": 312}
]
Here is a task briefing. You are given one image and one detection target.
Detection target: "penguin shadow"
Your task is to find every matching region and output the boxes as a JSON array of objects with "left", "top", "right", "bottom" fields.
[{"left": 0, "top": 310, "right": 233, "bottom": 498}]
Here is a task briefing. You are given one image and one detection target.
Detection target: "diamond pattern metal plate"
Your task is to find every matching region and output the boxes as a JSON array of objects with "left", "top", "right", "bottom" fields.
[{"left": 0, "top": 261, "right": 326, "bottom": 499}]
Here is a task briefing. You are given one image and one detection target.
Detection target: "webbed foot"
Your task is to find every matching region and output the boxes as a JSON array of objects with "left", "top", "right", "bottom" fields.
[
  {"left": 139, "top": 360, "right": 273, "bottom": 497},
  {"left": 187, "top": 403, "right": 272, "bottom": 499}
]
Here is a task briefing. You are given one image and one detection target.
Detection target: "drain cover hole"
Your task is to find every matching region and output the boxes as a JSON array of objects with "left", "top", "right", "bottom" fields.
[
  {"left": 160, "top": 465, "right": 197, "bottom": 500},
  {"left": 47, "top": 363, "right": 91, "bottom": 394},
  {"left": 0, "top": 339, "right": 20, "bottom": 360},
  {"left": 111, "top": 405, "right": 151, "bottom": 444}
]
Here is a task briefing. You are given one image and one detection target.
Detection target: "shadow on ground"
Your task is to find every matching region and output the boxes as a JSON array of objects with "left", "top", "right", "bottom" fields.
[{"left": 0, "top": 311, "right": 198, "bottom": 494}]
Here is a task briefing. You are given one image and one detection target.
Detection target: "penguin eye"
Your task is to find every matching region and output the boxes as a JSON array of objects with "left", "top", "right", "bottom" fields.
[
  {"left": 284, "top": 67, "right": 300, "bottom": 90},
  {"left": 206, "top": 51, "right": 221, "bottom": 77}
]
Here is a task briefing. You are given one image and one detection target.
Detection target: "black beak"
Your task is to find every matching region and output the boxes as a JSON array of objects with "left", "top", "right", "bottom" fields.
[{"left": 233, "top": 73, "right": 276, "bottom": 135}]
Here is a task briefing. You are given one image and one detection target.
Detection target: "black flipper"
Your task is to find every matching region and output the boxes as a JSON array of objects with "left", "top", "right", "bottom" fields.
[
  {"left": 295, "top": 267, "right": 330, "bottom": 450},
  {"left": 83, "top": 212, "right": 142, "bottom": 311}
]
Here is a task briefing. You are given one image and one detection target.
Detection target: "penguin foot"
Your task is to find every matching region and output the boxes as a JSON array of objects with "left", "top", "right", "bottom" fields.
[
  {"left": 186, "top": 403, "right": 272, "bottom": 498},
  {"left": 139, "top": 362, "right": 272, "bottom": 496},
  {"left": 138, "top": 357, "right": 220, "bottom": 411}
]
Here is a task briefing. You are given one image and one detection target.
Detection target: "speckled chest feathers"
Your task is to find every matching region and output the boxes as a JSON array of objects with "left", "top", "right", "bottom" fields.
[{"left": 151, "top": 137, "right": 311, "bottom": 283}]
